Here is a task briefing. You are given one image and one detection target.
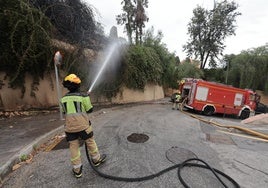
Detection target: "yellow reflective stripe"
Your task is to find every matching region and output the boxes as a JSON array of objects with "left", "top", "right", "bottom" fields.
[
  {"left": 71, "top": 150, "right": 81, "bottom": 162},
  {"left": 89, "top": 148, "right": 98, "bottom": 154}
]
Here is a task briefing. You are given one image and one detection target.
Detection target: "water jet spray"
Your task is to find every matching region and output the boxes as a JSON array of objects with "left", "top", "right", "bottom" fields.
[{"left": 88, "top": 42, "right": 120, "bottom": 93}]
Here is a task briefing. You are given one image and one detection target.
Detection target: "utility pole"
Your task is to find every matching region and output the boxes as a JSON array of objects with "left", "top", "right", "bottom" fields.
[
  {"left": 54, "top": 51, "right": 63, "bottom": 120},
  {"left": 225, "top": 61, "right": 229, "bottom": 84}
]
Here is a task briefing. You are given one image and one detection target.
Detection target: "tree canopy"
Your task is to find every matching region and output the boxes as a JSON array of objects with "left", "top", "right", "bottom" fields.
[
  {"left": 30, "top": 0, "right": 106, "bottom": 49},
  {"left": 223, "top": 44, "right": 268, "bottom": 93},
  {"left": 0, "top": 0, "right": 104, "bottom": 96},
  {"left": 116, "top": 0, "right": 149, "bottom": 45},
  {"left": 143, "top": 27, "right": 180, "bottom": 89},
  {"left": 177, "top": 60, "right": 204, "bottom": 81},
  {"left": 183, "top": 0, "right": 241, "bottom": 69}
]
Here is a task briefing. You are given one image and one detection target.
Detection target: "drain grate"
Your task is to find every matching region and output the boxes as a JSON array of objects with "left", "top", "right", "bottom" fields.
[
  {"left": 206, "top": 133, "right": 235, "bottom": 145},
  {"left": 127, "top": 133, "right": 149, "bottom": 143},
  {"left": 166, "top": 146, "right": 197, "bottom": 164}
]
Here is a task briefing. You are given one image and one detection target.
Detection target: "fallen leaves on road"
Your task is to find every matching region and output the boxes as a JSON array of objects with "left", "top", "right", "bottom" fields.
[
  {"left": 12, "top": 164, "right": 21, "bottom": 171},
  {"left": 12, "top": 155, "right": 33, "bottom": 171},
  {"left": 44, "top": 134, "right": 66, "bottom": 152}
]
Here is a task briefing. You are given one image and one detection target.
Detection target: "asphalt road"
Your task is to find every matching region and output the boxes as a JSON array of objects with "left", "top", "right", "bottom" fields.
[{"left": 2, "top": 103, "right": 268, "bottom": 188}]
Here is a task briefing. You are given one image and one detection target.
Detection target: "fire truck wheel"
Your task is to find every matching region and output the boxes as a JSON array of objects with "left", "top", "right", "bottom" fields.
[
  {"left": 203, "top": 106, "right": 215, "bottom": 116},
  {"left": 240, "top": 109, "right": 250, "bottom": 120}
]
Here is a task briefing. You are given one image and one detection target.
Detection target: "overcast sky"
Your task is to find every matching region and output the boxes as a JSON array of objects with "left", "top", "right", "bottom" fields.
[{"left": 85, "top": 0, "right": 268, "bottom": 60}]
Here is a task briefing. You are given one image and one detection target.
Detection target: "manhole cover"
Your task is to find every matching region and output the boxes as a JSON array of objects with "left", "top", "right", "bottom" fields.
[
  {"left": 127, "top": 133, "right": 149, "bottom": 143},
  {"left": 166, "top": 146, "right": 197, "bottom": 164}
]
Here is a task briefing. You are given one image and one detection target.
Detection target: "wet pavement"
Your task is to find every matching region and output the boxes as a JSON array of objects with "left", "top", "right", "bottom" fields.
[{"left": 0, "top": 100, "right": 268, "bottom": 188}]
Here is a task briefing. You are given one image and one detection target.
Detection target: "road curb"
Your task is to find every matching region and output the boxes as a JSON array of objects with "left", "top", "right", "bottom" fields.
[{"left": 0, "top": 125, "right": 64, "bottom": 184}]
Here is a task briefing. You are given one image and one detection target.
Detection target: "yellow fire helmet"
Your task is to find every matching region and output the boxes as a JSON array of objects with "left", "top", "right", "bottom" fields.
[{"left": 64, "top": 74, "right": 81, "bottom": 84}]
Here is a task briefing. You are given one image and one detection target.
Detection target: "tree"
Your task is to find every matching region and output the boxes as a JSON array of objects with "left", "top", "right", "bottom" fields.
[
  {"left": 123, "top": 45, "right": 162, "bottom": 90},
  {"left": 0, "top": 0, "right": 104, "bottom": 96},
  {"left": 177, "top": 61, "right": 204, "bottom": 81},
  {"left": 203, "top": 68, "right": 225, "bottom": 83},
  {"left": 221, "top": 53, "right": 236, "bottom": 84},
  {"left": 116, "top": 0, "right": 135, "bottom": 44},
  {"left": 143, "top": 27, "right": 180, "bottom": 89},
  {"left": 224, "top": 44, "right": 268, "bottom": 93},
  {"left": 134, "top": 0, "right": 149, "bottom": 45},
  {"left": 183, "top": 0, "right": 241, "bottom": 69},
  {"left": 116, "top": 0, "right": 149, "bottom": 45},
  {"left": 31, "top": 0, "right": 105, "bottom": 49}
]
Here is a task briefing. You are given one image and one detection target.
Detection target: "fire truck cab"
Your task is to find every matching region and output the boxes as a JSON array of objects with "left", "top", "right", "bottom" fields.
[{"left": 180, "top": 78, "right": 258, "bottom": 119}]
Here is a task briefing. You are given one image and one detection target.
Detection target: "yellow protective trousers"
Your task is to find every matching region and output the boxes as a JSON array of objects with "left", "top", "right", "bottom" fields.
[{"left": 69, "top": 136, "right": 100, "bottom": 169}]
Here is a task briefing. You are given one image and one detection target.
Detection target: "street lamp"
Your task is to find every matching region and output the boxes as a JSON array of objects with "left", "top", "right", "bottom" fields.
[{"left": 54, "top": 51, "right": 63, "bottom": 120}]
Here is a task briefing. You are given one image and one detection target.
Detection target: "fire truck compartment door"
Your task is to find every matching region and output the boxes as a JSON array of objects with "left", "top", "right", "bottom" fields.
[
  {"left": 196, "top": 86, "right": 208, "bottom": 101},
  {"left": 234, "top": 93, "right": 243, "bottom": 106}
]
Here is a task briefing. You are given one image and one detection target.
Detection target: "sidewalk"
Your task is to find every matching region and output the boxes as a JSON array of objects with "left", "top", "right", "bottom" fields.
[{"left": 0, "top": 111, "right": 64, "bottom": 183}]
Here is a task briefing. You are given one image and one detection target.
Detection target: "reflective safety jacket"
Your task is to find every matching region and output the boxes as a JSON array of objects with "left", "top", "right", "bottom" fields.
[
  {"left": 175, "top": 94, "right": 181, "bottom": 102},
  {"left": 60, "top": 92, "right": 93, "bottom": 133}
]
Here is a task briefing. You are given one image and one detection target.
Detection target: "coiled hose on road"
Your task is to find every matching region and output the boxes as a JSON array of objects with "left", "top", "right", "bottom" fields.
[
  {"left": 84, "top": 102, "right": 268, "bottom": 187},
  {"left": 85, "top": 144, "right": 240, "bottom": 188}
]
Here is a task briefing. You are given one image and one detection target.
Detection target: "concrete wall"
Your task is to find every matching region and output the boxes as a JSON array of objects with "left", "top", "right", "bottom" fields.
[
  {"left": 0, "top": 72, "right": 165, "bottom": 111},
  {"left": 112, "top": 84, "right": 164, "bottom": 103},
  {"left": 0, "top": 72, "right": 62, "bottom": 111}
]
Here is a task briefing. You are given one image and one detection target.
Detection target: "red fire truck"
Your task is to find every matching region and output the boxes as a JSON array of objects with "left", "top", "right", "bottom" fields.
[{"left": 180, "top": 78, "right": 259, "bottom": 119}]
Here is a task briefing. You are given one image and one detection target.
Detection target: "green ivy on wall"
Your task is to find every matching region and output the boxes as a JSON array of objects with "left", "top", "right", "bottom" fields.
[{"left": 0, "top": 0, "right": 53, "bottom": 96}]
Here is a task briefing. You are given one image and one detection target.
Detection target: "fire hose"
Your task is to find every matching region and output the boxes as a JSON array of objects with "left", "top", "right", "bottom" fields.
[
  {"left": 85, "top": 144, "right": 240, "bottom": 187},
  {"left": 179, "top": 98, "right": 268, "bottom": 141},
  {"left": 83, "top": 98, "right": 268, "bottom": 187},
  {"left": 190, "top": 114, "right": 268, "bottom": 140}
]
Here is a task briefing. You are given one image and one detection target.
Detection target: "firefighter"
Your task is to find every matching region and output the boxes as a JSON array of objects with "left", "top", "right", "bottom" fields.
[
  {"left": 60, "top": 74, "right": 106, "bottom": 178},
  {"left": 172, "top": 91, "right": 182, "bottom": 110}
]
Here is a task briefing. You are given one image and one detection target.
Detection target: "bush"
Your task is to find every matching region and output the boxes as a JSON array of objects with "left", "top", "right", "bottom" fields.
[{"left": 123, "top": 45, "right": 162, "bottom": 90}]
